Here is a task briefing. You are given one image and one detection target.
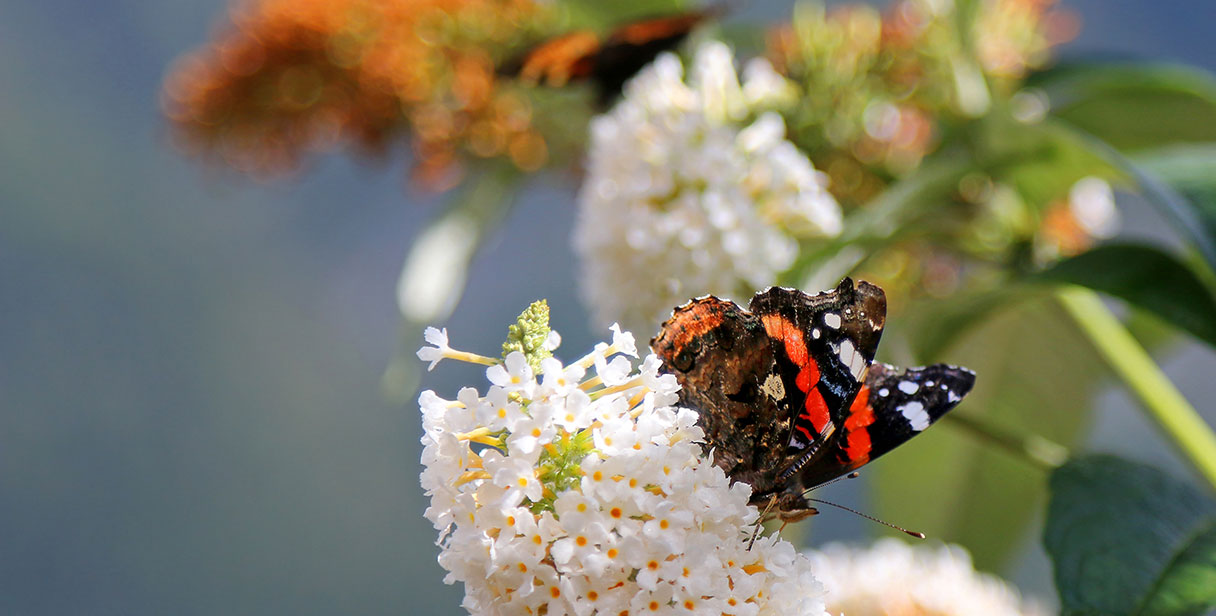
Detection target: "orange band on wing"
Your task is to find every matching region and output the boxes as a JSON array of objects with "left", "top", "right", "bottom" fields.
[
  {"left": 763, "top": 314, "right": 829, "bottom": 434},
  {"left": 842, "top": 385, "right": 875, "bottom": 464},
  {"left": 801, "top": 389, "right": 830, "bottom": 435},
  {"left": 661, "top": 301, "right": 728, "bottom": 352}
]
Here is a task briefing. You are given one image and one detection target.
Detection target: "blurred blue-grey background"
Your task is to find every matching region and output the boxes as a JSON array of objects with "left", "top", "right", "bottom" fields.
[{"left": 2, "top": 1, "right": 1214, "bottom": 614}]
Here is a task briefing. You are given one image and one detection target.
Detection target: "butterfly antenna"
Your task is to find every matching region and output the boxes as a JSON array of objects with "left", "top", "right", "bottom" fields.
[
  {"left": 798, "top": 471, "right": 860, "bottom": 497},
  {"left": 806, "top": 498, "right": 925, "bottom": 539}
]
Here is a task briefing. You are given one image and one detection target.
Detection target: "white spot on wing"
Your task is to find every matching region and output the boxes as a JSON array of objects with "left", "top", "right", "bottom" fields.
[
  {"left": 812, "top": 328, "right": 821, "bottom": 339},
  {"left": 898, "top": 381, "right": 919, "bottom": 394},
  {"left": 899, "top": 401, "right": 931, "bottom": 431},
  {"left": 824, "top": 313, "right": 842, "bottom": 329},
  {"left": 947, "top": 391, "right": 961, "bottom": 404},
  {"left": 851, "top": 353, "right": 867, "bottom": 379},
  {"left": 838, "top": 339, "right": 855, "bottom": 371}
]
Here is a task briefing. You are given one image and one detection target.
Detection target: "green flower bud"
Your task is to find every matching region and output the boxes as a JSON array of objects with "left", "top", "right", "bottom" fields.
[{"left": 502, "top": 299, "right": 552, "bottom": 373}]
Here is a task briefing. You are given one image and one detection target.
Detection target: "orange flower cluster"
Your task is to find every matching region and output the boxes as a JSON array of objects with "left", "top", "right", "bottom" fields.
[{"left": 163, "top": 0, "right": 555, "bottom": 190}]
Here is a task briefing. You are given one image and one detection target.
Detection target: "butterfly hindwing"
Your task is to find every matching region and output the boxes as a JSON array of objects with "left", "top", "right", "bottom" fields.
[
  {"left": 796, "top": 362, "right": 977, "bottom": 489},
  {"left": 650, "top": 296, "right": 788, "bottom": 485}
]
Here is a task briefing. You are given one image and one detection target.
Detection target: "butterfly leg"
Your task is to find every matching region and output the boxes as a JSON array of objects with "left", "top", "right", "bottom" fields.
[{"left": 747, "top": 493, "right": 779, "bottom": 550}]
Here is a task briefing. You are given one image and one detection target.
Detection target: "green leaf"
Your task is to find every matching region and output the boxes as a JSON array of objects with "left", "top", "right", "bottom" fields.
[
  {"left": 1034, "top": 243, "right": 1216, "bottom": 349},
  {"left": 1035, "top": 62, "right": 1216, "bottom": 152},
  {"left": 1055, "top": 126, "right": 1216, "bottom": 279},
  {"left": 870, "top": 297, "right": 1105, "bottom": 571},
  {"left": 1134, "top": 145, "right": 1216, "bottom": 252},
  {"left": 1044, "top": 455, "right": 1216, "bottom": 616}
]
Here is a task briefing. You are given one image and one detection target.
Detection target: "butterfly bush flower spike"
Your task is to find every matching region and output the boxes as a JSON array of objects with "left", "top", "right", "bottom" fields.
[
  {"left": 575, "top": 41, "right": 843, "bottom": 333},
  {"left": 416, "top": 308, "right": 830, "bottom": 615}
]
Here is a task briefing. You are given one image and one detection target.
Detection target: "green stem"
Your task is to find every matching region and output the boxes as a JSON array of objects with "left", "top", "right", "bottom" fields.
[{"left": 1057, "top": 286, "right": 1216, "bottom": 491}]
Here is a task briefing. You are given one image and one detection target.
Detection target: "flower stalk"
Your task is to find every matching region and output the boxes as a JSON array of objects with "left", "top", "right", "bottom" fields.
[{"left": 1057, "top": 286, "right": 1216, "bottom": 491}]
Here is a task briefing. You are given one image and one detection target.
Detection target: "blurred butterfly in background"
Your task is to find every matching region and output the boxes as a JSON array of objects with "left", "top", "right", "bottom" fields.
[{"left": 500, "top": 8, "right": 721, "bottom": 106}]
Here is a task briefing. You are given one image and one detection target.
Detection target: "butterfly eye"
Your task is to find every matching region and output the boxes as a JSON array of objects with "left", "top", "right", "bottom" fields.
[
  {"left": 671, "top": 337, "right": 699, "bottom": 372},
  {"left": 674, "top": 348, "right": 696, "bottom": 372}
]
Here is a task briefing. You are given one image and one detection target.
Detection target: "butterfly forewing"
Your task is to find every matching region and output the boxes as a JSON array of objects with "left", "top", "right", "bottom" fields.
[{"left": 748, "top": 278, "right": 886, "bottom": 453}]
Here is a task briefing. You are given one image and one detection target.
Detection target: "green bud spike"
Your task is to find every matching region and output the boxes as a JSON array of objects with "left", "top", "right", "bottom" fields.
[{"left": 502, "top": 299, "right": 552, "bottom": 373}]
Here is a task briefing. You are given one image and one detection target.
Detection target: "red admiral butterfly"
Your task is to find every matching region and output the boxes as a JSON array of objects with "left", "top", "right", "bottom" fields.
[
  {"left": 651, "top": 278, "right": 976, "bottom": 523},
  {"left": 502, "top": 10, "right": 717, "bottom": 106}
]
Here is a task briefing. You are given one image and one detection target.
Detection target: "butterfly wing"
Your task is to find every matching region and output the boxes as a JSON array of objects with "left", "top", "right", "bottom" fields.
[
  {"left": 502, "top": 11, "right": 713, "bottom": 105},
  {"left": 796, "top": 362, "right": 977, "bottom": 489},
  {"left": 587, "top": 12, "right": 711, "bottom": 103},
  {"left": 748, "top": 277, "right": 887, "bottom": 454},
  {"left": 651, "top": 296, "right": 790, "bottom": 490},
  {"left": 502, "top": 30, "right": 602, "bottom": 87}
]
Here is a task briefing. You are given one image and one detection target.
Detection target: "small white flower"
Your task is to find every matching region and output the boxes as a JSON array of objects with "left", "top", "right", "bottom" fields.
[
  {"left": 418, "top": 389, "right": 451, "bottom": 432},
  {"left": 544, "top": 329, "right": 562, "bottom": 351},
  {"left": 505, "top": 402, "right": 556, "bottom": 458},
  {"left": 474, "top": 387, "right": 525, "bottom": 433},
  {"left": 641, "top": 500, "right": 695, "bottom": 552},
  {"left": 552, "top": 388, "right": 593, "bottom": 432},
  {"left": 486, "top": 351, "right": 535, "bottom": 396},
  {"left": 592, "top": 353, "right": 634, "bottom": 387},
  {"left": 575, "top": 41, "right": 842, "bottom": 334},
  {"left": 551, "top": 519, "right": 612, "bottom": 569},
  {"left": 807, "top": 538, "right": 1048, "bottom": 616},
  {"left": 630, "top": 583, "right": 676, "bottom": 615},
  {"left": 416, "top": 326, "right": 452, "bottom": 371},
  {"left": 592, "top": 415, "right": 639, "bottom": 457},
  {"left": 609, "top": 323, "right": 638, "bottom": 357},
  {"left": 484, "top": 449, "right": 544, "bottom": 508},
  {"left": 539, "top": 357, "right": 585, "bottom": 398}
]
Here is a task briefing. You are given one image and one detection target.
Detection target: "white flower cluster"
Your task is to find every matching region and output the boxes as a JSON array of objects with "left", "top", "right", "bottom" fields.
[
  {"left": 574, "top": 41, "right": 843, "bottom": 334},
  {"left": 418, "top": 325, "right": 828, "bottom": 616},
  {"left": 805, "top": 538, "right": 1048, "bottom": 616}
]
